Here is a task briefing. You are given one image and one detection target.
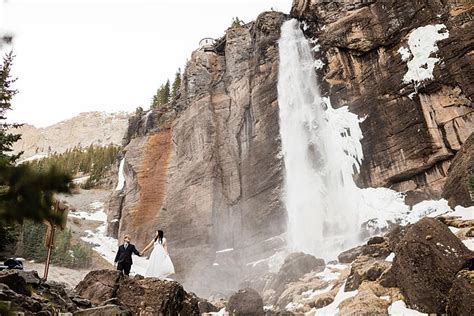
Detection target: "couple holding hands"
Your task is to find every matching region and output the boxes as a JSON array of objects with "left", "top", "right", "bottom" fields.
[{"left": 114, "top": 229, "right": 175, "bottom": 278}]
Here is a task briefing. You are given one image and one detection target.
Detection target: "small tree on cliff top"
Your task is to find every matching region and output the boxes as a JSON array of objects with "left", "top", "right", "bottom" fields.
[
  {"left": 171, "top": 69, "right": 181, "bottom": 99},
  {"left": 151, "top": 79, "right": 171, "bottom": 109}
]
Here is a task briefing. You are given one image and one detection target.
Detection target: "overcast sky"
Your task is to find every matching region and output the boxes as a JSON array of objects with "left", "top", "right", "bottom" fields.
[{"left": 1, "top": 0, "right": 290, "bottom": 127}]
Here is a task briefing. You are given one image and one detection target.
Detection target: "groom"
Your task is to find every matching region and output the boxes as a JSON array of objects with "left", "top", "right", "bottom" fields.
[{"left": 114, "top": 234, "right": 141, "bottom": 276}]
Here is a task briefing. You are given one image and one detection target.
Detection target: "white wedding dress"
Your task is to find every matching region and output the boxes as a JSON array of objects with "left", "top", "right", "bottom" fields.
[{"left": 145, "top": 238, "right": 175, "bottom": 278}]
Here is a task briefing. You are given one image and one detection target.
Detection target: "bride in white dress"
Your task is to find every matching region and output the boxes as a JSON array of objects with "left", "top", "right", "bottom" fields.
[{"left": 141, "top": 230, "right": 175, "bottom": 278}]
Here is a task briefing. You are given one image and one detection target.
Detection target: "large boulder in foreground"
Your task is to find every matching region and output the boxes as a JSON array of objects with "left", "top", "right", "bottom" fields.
[
  {"left": 75, "top": 270, "right": 199, "bottom": 315},
  {"left": 442, "top": 133, "right": 474, "bottom": 207},
  {"left": 75, "top": 270, "right": 121, "bottom": 305},
  {"left": 387, "top": 218, "right": 473, "bottom": 313},
  {"left": 116, "top": 277, "right": 199, "bottom": 315},
  {"left": 228, "top": 288, "right": 264, "bottom": 316},
  {"left": 447, "top": 270, "right": 474, "bottom": 316}
]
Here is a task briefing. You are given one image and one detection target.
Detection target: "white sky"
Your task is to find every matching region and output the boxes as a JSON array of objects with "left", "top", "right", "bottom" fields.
[{"left": 1, "top": 0, "right": 290, "bottom": 127}]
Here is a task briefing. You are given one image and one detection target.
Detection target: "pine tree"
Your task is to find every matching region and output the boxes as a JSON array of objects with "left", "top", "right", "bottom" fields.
[
  {"left": 171, "top": 69, "right": 181, "bottom": 98},
  {"left": 0, "top": 52, "right": 22, "bottom": 163},
  {"left": 0, "top": 53, "right": 73, "bottom": 226},
  {"left": 151, "top": 79, "right": 171, "bottom": 109}
]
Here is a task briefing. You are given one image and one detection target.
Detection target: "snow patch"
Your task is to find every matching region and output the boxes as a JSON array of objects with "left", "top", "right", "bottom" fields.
[
  {"left": 449, "top": 205, "right": 474, "bottom": 220},
  {"left": 399, "top": 24, "right": 449, "bottom": 86},
  {"left": 314, "top": 59, "right": 325, "bottom": 70},
  {"left": 215, "top": 248, "right": 234, "bottom": 254},
  {"left": 313, "top": 282, "right": 358, "bottom": 315},
  {"left": 317, "top": 268, "right": 340, "bottom": 281},
  {"left": 385, "top": 252, "right": 395, "bottom": 262},
  {"left": 69, "top": 210, "right": 107, "bottom": 222},
  {"left": 462, "top": 239, "right": 474, "bottom": 251},
  {"left": 17, "top": 153, "right": 49, "bottom": 164},
  {"left": 388, "top": 300, "right": 427, "bottom": 315}
]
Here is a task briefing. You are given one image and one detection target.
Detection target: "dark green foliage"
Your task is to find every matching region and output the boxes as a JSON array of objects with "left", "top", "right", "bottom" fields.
[
  {"left": 27, "top": 144, "right": 120, "bottom": 189},
  {"left": 0, "top": 52, "right": 22, "bottom": 163},
  {"left": 171, "top": 69, "right": 181, "bottom": 98},
  {"left": 231, "top": 17, "right": 244, "bottom": 28},
  {"left": 0, "top": 53, "right": 73, "bottom": 226},
  {"left": 0, "top": 223, "right": 19, "bottom": 254},
  {"left": 0, "top": 162, "right": 72, "bottom": 226},
  {"left": 151, "top": 79, "right": 171, "bottom": 109},
  {"left": 19, "top": 220, "right": 92, "bottom": 268}
]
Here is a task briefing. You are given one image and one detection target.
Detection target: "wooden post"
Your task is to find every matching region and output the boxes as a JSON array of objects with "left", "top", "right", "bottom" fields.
[
  {"left": 43, "top": 200, "right": 61, "bottom": 281},
  {"left": 43, "top": 224, "right": 56, "bottom": 281}
]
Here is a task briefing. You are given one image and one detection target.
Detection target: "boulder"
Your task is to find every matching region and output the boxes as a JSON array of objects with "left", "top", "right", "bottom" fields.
[
  {"left": 338, "top": 246, "right": 363, "bottom": 263},
  {"left": 0, "top": 270, "right": 30, "bottom": 296},
  {"left": 345, "top": 257, "right": 391, "bottom": 291},
  {"left": 198, "top": 300, "right": 219, "bottom": 314},
  {"left": 385, "top": 224, "right": 410, "bottom": 252},
  {"left": 228, "top": 288, "right": 264, "bottom": 316},
  {"left": 75, "top": 269, "right": 121, "bottom": 305},
  {"left": 447, "top": 270, "right": 474, "bottom": 316},
  {"left": 17, "top": 270, "right": 41, "bottom": 286},
  {"left": 442, "top": 133, "right": 474, "bottom": 207},
  {"left": 116, "top": 277, "right": 199, "bottom": 315},
  {"left": 387, "top": 218, "right": 474, "bottom": 313},
  {"left": 367, "top": 236, "right": 385, "bottom": 245},
  {"left": 73, "top": 305, "right": 130, "bottom": 316},
  {"left": 265, "top": 253, "right": 325, "bottom": 304}
]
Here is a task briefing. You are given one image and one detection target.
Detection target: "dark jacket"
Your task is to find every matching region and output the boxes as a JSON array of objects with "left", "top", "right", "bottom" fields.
[{"left": 114, "top": 243, "right": 140, "bottom": 265}]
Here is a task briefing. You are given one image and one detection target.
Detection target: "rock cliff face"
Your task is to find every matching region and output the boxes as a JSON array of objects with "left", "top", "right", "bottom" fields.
[
  {"left": 12, "top": 112, "right": 129, "bottom": 159},
  {"left": 109, "top": 12, "right": 287, "bottom": 295},
  {"left": 108, "top": 0, "right": 473, "bottom": 296},
  {"left": 292, "top": 0, "right": 473, "bottom": 195}
]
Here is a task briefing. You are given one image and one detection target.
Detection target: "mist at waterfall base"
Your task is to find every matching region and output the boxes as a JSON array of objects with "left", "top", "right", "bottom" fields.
[{"left": 277, "top": 20, "right": 451, "bottom": 260}]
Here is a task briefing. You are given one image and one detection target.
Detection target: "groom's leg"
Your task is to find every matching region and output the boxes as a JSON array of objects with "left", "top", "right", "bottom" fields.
[{"left": 123, "top": 263, "right": 131, "bottom": 276}]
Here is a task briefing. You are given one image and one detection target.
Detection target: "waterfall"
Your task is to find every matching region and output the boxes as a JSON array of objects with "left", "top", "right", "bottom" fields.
[
  {"left": 277, "top": 20, "right": 407, "bottom": 260},
  {"left": 115, "top": 158, "right": 126, "bottom": 191}
]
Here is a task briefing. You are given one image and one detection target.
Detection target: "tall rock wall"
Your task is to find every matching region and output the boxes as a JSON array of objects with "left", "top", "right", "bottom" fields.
[
  {"left": 108, "top": 0, "right": 473, "bottom": 296},
  {"left": 108, "top": 12, "right": 287, "bottom": 295}
]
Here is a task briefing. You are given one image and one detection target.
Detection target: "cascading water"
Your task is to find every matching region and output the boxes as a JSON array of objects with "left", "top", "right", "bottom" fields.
[{"left": 277, "top": 20, "right": 408, "bottom": 260}]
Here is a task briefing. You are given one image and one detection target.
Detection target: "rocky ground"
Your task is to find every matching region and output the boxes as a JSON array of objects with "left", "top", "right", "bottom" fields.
[{"left": 1, "top": 211, "right": 471, "bottom": 315}]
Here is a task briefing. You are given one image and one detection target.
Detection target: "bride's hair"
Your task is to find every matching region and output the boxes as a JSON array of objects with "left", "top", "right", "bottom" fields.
[{"left": 154, "top": 230, "right": 164, "bottom": 244}]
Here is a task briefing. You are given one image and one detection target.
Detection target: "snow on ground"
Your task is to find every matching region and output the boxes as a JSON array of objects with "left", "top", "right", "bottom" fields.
[
  {"left": 398, "top": 24, "right": 449, "bottom": 85},
  {"left": 73, "top": 175, "right": 90, "bottom": 185},
  {"left": 462, "top": 239, "right": 474, "bottom": 251},
  {"left": 316, "top": 268, "right": 340, "bottom": 281},
  {"left": 17, "top": 153, "right": 48, "bottom": 164},
  {"left": 72, "top": 201, "right": 150, "bottom": 276},
  {"left": 69, "top": 210, "right": 107, "bottom": 222},
  {"left": 385, "top": 252, "right": 395, "bottom": 262},
  {"left": 313, "top": 282, "right": 358, "bottom": 315},
  {"left": 405, "top": 199, "right": 452, "bottom": 223},
  {"left": 388, "top": 300, "right": 427, "bottom": 315},
  {"left": 302, "top": 284, "right": 333, "bottom": 300},
  {"left": 449, "top": 205, "right": 474, "bottom": 220},
  {"left": 449, "top": 226, "right": 460, "bottom": 234}
]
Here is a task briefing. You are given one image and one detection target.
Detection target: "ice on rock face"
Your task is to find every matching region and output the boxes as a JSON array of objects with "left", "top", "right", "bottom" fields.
[{"left": 399, "top": 24, "right": 449, "bottom": 86}]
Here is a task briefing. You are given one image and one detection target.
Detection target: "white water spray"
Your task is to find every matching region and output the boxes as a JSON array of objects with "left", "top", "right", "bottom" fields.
[{"left": 277, "top": 20, "right": 409, "bottom": 260}]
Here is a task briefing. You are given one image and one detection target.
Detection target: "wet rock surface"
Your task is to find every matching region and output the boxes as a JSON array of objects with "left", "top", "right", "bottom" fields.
[
  {"left": 447, "top": 269, "right": 474, "bottom": 316},
  {"left": 76, "top": 269, "right": 200, "bottom": 315},
  {"left": 228, "top": 288, "right": 264, "bottom": 316},
  {"left": 385, "top": 218, "right": 474, "bottom": 313},
  {"left": 442, "top": 133, "right": 474, "bottom": 207}
]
